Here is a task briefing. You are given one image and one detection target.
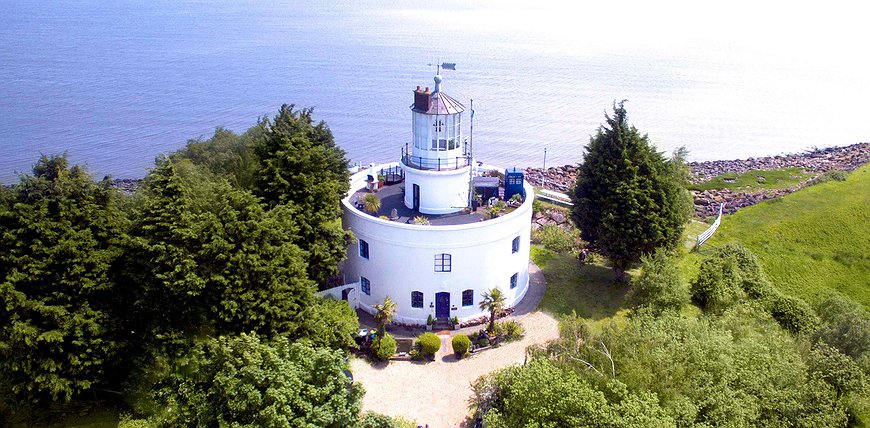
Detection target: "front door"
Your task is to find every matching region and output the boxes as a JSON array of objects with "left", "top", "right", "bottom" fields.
[
  {"left": 435, "top": 292, "right": 450, "bottom": 319},
  {"left": 412, "top": 184, "right": 420, "bottom": 211}
]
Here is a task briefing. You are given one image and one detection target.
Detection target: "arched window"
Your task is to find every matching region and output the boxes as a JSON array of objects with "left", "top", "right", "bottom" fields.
[{"left": 411, "top": 291, "right": 423, "bottom": 308}]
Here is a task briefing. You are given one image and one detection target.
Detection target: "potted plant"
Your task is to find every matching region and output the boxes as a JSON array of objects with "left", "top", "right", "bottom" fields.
[
  {"left": 448, "top": 316, "right": 460, "bottom": 330},
  {"left": 426, "top": 314, "right": 435, "bottom": 331}
]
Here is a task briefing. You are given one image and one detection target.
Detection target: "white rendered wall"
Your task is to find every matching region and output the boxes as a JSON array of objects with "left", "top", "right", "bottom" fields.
[
  {"left": 403, "top": 164, "right": 471, "bottom": 215},
  {"left": 342, "top": 163, "right": 533, "bottom": 325}
]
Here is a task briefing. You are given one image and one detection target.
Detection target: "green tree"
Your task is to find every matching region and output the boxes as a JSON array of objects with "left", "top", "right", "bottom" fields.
[
  {"left": 169, "top": 126, "right": 263, "bottom": 189},
  {"left": 535, "top": 309, "right": 849, "bottom": 426},
  {"left": 570, "top": 102, "right": 690, "bottom": 279},
  {"left": 479, "top": 287, "right": 506, "bottom": 333},
  {"left": 815, "top": 293, "right": 870, "bottom": 360},
  {"left": 253, "top": 104, "right": 351, "bottom": 286},
  {"left": 302, "top": 296, "right": 360, "bottom": 351},
  {"left": 626, "top": 250, "right": 689, "bottom": 315},
  {"left": 141, "top": 333, "right": 362, "bottom": 427},
  {"left": 0, "top": 155, "right": 126, "bottom": 405},
  {"left": 123, "top": 158, "right": 315, "bottom": 340},
  {"left": 475, "top": 360, "right": 673, "bottom": 427},
  {"left": 373, "top": 296, "right": 397, "bottom": 337}
]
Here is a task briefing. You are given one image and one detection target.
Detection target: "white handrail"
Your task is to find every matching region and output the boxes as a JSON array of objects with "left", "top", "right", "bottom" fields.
[{"left": 696, "top": 203, "right": 725, "bottom": 249}]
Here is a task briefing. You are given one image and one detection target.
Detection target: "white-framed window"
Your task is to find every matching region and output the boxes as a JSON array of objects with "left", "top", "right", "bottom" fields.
[
  {"left": 510, "top": 273, "right": 518, "bottom": 289},
  {"left": 512, "top": 236, "right": 520, "bottom": 254},
  {"left": 435, "top": 253, "right": 452, "bottom": 272},
  {"left": 462, "top": 289, "right": 473, "bottom": 307},
  {"left": 359, "top": 240, "right": 369, "bottom": 259},
  {"left": 361, "top": 277, "right": 370, "bottom": 295},
  {"left": 411, "top": 291, "right": 424, "bottom": 308}
]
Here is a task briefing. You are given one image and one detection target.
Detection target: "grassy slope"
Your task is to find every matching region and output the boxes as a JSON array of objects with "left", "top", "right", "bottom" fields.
[
  {"left": 689, "top": 167, "right": 811, "bottom": 192},
  {"left": 693, "top": 163, "right": 870, "bottom": 308}
]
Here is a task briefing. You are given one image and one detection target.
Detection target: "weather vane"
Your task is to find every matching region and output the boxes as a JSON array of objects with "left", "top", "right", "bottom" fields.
[{"left": 427, "top": 62, "right": 456, "bottom": 74}]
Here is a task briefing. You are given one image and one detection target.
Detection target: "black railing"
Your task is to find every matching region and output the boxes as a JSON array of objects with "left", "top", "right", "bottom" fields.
[{"left": 401, "top": 144, "right": 470, "bottom": 171}]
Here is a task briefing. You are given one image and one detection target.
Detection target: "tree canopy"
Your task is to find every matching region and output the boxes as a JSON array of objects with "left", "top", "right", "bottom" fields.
[
  {"left": 570, "top": 102, "right": 691, "bottom": 278},
  {"left": 0, "top": 155, "right": 126, "bottom": 405},
  {"left": 253, "top": 104, "right": 352, "bottom": 286},
  {"left": 122, "top": 158, "right": 316, "bottom": 341},
  {"left": 139, "top": 333, "right": 363, "bottom": 427}
]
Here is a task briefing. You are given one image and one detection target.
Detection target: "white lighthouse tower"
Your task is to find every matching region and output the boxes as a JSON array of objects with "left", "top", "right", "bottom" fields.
[
  {"left": 402, "top": 70, "right": 470, "bottom": 214},
  {"left": 332, "top": 68, "right": 535, "bottom": 326}
]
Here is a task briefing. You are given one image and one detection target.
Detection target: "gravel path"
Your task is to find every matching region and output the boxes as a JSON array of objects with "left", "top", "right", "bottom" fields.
[{"left": 350, "top": 310, "right": 559, "bottom": 427}]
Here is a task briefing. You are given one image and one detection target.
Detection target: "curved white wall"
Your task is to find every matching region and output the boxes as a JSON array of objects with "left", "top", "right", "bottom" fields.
[
  {"left": 403, "top": 164, "right": 471, "bottom": 215},
  {"left": 342, "top": 163, "right": 534, "bottom": 325}
]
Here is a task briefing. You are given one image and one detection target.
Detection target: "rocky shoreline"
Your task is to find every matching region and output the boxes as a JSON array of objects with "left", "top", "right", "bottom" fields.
[
  {"left": 525, "top": 142, "right": 869, "bottom": 218},
  {"left": 108, "top": 143, "right": 869, "bottom": 218}
]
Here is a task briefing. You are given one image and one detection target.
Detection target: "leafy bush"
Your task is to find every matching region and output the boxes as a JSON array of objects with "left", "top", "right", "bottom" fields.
[
  {"left": 478, "top": 337, "right": 490, "bottom": 348},
  {"left": 766, "top": 294, "right": 820, "bottom": 335},
  {"left": 808, "top": 342, "right": 867, "bottom": 398},
  {"left": 416, "top": 332, "right": 441, "bottom": 358},
  {"left": 358, "top": 411, "right": 417, "bottom": 428},
  {"left": 371, "top": 333, "right": 397, "bottom": 361},
  {"left": 452, "top": 334, "right": 472, "bottom": 357},
  {"left": 690, "top": 255, "right": 744, "bottom": 313},
  {"left": 627, "top": 250, "right": 690, "bottom": 315},
  {"left": 493, "top": 320, "right": 525, "bottom": 342},
  {"left": 815, "top": 293, "right": 870, "bottom": 359},
  {"left": 531, "top": 224, "right": 582, "bottom": 253}
]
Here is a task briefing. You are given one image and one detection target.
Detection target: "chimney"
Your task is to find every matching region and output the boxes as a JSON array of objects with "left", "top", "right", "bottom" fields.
[{"left": 414, "top": 85, "right": 430, "bottom": 111}]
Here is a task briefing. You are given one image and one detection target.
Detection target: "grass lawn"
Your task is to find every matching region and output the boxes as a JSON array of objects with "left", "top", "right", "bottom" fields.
[
  {"left": 531, "top": 246, "right": 630, "bottom": 320},
  {"left": 690, "top": 167, "right": 811, "bottom": 192},
  {"left": 692, "top": 163, "right": 870, "bottom": 309}
]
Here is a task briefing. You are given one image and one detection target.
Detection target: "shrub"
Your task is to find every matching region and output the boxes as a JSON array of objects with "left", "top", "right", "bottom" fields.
[
  {"left": 493, "top": 320, "right": 525, "bottom": 342},
  {"left": 413, "top": 216, "right": 430, "bottom": 225},
  {"left": 531, "top": 224, "right": 581, "bottom": 253},
  {"left": 627, "top": 250, "right": 690, "bottom": 315},
  {"left": 452, "top": 334, "right": 472, "bottom": 357},
  {"left": 371, "top": 333, "right": 397, "bottom": 361},
  {"left": 478, "top": 337, "right": 490, "bottom": 348},
  {"left": 690, "top": 256, "right": 744, "bottom": 313},
  {"left": 416, "top": 332, "right": 441, "bottom": 358},
  {"left": 766, "top": 293, "right": 820, "bottom": 335}
]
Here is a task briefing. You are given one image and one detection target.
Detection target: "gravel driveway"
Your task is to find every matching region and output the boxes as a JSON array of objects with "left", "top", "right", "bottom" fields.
[{"left": 350, "top": 310, "right": 559, "bottom": 427}]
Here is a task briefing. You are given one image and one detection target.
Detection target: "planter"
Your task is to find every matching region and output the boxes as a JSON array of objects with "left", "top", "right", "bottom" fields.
[{"left": 426, "top": 324, "right": 433, "bottom": 331}]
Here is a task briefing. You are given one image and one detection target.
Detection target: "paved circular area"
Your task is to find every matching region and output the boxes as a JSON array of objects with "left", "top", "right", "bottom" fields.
[{"left": 350, "top": 262, "right": 558, "bottom": 427}]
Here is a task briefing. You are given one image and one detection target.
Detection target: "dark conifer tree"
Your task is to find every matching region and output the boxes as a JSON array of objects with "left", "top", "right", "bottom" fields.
[{"left": 571, "top": 102, "right": 690, "bottom": 280}]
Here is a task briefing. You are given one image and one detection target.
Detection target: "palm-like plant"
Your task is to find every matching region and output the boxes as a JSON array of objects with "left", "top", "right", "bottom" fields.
[
  {"left": 479, "top": 287, "right": 506, "bottom": 333},
  {"left": 362, "top": 193, "right": 381, "bottom": 215},
  {"left": 374, "top": 296, "right": 397, "bottom": 336}
]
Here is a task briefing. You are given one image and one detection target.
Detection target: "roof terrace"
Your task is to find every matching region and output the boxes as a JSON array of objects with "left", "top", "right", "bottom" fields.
[{"left": 348, "top": 180, "right": 523, "bottom": 226}]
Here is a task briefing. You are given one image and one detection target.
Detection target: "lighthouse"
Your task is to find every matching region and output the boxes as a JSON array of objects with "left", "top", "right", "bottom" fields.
[
  {"left": 334, "top": 69, "right": 535, "bottom": 326},
  {"left": 402, "top": 71, "right": 471, "bottom": 214}
]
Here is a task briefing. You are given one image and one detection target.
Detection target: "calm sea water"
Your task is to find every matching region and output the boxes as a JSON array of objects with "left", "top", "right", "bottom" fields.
[{"left": 1, "top": 0, "right": 868, "bottom": 183}]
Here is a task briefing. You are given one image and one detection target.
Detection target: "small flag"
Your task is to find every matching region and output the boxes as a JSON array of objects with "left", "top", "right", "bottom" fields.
[{"left": 441, "top": 62, "right": 456, "bottom": 70}]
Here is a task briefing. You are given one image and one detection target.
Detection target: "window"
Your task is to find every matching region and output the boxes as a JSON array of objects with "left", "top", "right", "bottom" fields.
[
  {"left": 360, "top": 277, "right": 370, "bottom": 295},
  {"left": 510, "top": 273, "right": 518, "bottom": 289},
  {"left": 462, "top": 289, "right": 473, "bottom": 307},
  {"left": 411, "top": 291, "right": 423, "bottom": 308},
  {"left": 512, "top": 236, "right": 520, "bottom": 254},
  {"left": 359, "top": 240, "right": 369, "bottom": 259},
  {"left": 435, "top": 253, "right": 452, "bottom": 272}
]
